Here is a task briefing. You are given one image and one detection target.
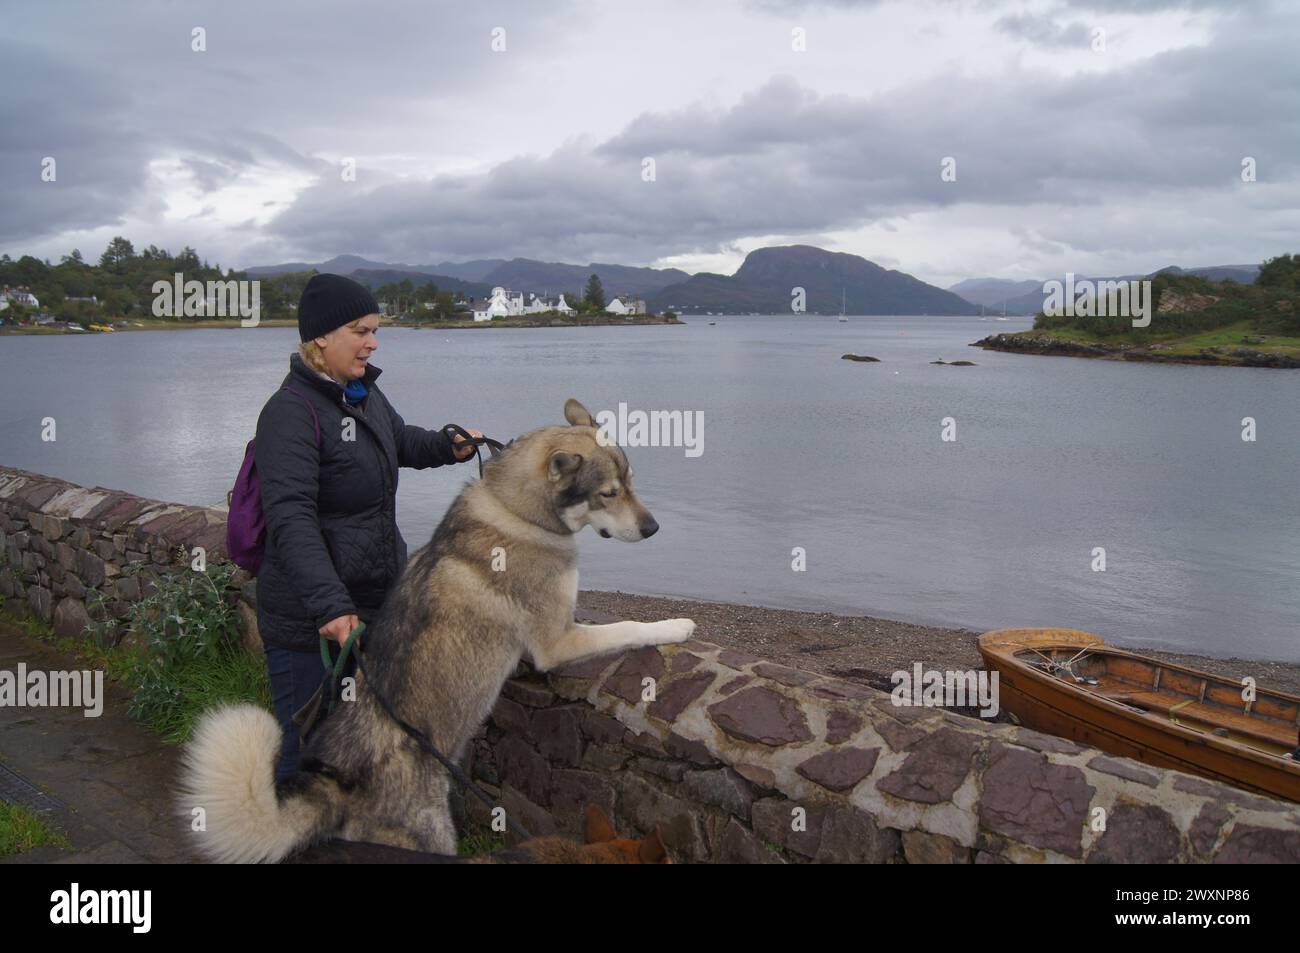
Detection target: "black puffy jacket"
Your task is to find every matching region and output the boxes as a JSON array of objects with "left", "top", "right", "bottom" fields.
[{"left": 254, "top": 351, "right": 465, "bottom": 651}]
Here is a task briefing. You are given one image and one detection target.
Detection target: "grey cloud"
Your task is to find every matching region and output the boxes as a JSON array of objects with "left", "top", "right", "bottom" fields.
[
  {"left": 0, "top": 0, "right": 576, "bottom": 245},
  {"left": 994, "top": 13, "right": 1095, "bottom": 46},
  {"left": 747, "top": 0, "right": 1250, "bottom": 11},
  {"left": 259, "top": 6, "right": 1299, "bottom": 265},
  {"left": 1, "top": 0, "right": 1292, "bottom": 273}
]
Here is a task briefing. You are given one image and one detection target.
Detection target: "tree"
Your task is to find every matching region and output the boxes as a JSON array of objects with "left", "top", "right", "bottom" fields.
[
  {"left": 61, "top": 248, "right": 84, "bottom": 266},
  {"left": 1257, "top": 254, "right": 1297, "bottom": 291},
  {"left": 176, "top": 246, "right": 201, "bottom": 272},
  {"left": 13, "top": 255, "right": 48, "bottom": 287},
  {"left": 102, "top": 287, "right": 133, "bottom": 317},
  {"left": 433, "top": 291, "right": 456, "bottom": 320},
  {"left": 583, "top": 273, "right": 606, "bottom": 311},
  {"left": 99, "top": 237, "right": 135, "bottom": 274}
]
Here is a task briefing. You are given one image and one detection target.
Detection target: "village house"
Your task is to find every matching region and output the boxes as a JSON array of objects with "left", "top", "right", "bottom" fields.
[
  {"left": 471, "top": 286, "right": 575, "bottom": 321},
  {"left": 606, "top": 295, "right": 646, "bottom": 316},
  {"left": 1, "top": 286, "right": 40, "bottom": 309}
]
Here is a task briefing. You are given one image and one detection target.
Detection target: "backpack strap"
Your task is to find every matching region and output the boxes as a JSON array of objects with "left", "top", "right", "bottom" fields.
[{"left": 280, "top": 385, "right": 322, "bottom": 448}]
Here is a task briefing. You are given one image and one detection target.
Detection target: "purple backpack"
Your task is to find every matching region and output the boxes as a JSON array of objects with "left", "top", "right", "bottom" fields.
[{"left": 226, "top": 385, "right": 321, "bottom": 575}]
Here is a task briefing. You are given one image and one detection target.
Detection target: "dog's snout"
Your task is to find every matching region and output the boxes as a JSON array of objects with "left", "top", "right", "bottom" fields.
[{"left": 639, "top": 517, "right": 659, "bottom": 539}]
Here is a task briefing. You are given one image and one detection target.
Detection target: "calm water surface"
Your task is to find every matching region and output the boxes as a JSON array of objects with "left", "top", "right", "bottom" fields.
[{"left": 3, "top": 314, "right": 1297, "bottom": 661}]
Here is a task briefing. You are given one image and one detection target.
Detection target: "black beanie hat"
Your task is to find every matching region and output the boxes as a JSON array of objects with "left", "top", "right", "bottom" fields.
[{"left": 297, "top": 274, "right": 380, "bottom": 342}]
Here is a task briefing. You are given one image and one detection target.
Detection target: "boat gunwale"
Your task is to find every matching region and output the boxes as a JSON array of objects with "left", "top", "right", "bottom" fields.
[{"left": 978, "top": 628, "right": 1300, "bottom": 771}]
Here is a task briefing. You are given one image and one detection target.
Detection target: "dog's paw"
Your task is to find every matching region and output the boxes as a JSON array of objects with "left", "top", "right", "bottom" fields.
[{"left": 652, "top": 618, "right": 696, "bottom": 643}]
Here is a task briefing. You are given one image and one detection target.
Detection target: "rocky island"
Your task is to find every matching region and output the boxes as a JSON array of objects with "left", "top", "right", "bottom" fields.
[{"left": 973, "top": 256, "right": 1300, "bottom": 368}]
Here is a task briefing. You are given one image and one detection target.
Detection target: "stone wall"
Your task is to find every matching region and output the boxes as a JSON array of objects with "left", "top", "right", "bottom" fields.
[
  {"left": 461, "top": 645, "right": 1300, "bottom": 863},
  {"left": 4, "top": 464, "right": 1300, "bottom": 863},
  {"left": 0, "top": 466, "right": 246, "bottom": 648}
]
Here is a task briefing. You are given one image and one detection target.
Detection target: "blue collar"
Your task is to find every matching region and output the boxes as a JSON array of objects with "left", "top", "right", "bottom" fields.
[{"left": 343, "top": 378, "right": 368, "bottom": 405}]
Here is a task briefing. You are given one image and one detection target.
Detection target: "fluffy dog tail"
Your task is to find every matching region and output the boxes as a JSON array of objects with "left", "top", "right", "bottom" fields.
[{"left": 177, "top": 704, "right": 340, "bottom": 863}]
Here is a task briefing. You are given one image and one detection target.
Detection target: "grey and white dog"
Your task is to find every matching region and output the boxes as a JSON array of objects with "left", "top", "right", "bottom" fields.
[{"left": 178, "top": 399, "right": 695, "bottom": 863}]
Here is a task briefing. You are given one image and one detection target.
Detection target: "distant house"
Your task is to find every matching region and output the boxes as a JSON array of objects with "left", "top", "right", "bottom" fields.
[
  {"left": 607, "top": 295, "right": 646, "bottom": 316},
  {"left": 471, "top": 287, "right": 575, "bottom": 321},
  {"left": 1, "top": 286, "right": 40, "bottom": 308}
]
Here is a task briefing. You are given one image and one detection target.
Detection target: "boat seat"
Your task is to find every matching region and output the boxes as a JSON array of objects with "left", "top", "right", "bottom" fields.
[{"left": 1116, "top": 688, "right": 1297, "bottom": 749}]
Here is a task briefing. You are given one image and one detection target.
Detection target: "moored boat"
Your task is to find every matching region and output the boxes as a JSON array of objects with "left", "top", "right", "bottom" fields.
[{"left": 978, "top": 628, "right": 1300, "bottom": 802}]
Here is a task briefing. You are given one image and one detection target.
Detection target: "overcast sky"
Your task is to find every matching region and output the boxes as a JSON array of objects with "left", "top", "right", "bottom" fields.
[{"left": 2, "top": 0, "right": 1295, "bottom": 286}]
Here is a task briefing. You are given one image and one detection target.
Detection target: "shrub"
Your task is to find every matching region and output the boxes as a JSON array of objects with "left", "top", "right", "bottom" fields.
[{"left": 85, "top": 561, "right": 270, "bottom": 742}]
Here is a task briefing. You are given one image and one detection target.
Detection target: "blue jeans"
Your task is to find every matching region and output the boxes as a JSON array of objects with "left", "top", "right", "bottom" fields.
[{"left": 266, "top": 642, "right": 358, "bottom": 782}]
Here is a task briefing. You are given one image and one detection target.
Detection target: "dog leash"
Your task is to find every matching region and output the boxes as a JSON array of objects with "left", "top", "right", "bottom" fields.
[
  {"left": 441, "top": 423, "right": 507, "bottom": 477},
  {"left": 321, "top": 622, "right": 534, "bottom": 841}
]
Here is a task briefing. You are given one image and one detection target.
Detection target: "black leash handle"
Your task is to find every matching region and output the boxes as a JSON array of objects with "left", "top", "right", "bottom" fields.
[{"left": 441, "top": 424, "right": 507, "bottom": 477}]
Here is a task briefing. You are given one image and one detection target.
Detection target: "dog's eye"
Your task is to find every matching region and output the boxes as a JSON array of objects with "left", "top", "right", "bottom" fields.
[{"left": 600, "top": 489, "right": 619, "bottom": 498}]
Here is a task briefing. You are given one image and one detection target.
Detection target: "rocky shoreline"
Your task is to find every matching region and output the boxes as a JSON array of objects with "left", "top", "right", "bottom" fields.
[
  {"left": 577, "top": 589, "right": 1300, "bottom": 700},
  {"left": 973, "top": 332, "right": 1300, "bottom": 368}
]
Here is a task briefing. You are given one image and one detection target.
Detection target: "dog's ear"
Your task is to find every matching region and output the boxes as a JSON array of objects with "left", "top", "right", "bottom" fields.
[
  {"left": 584, "top": 805, "right": 617, "bottom": 844},
  {"left": 547, "top": 450, "right": 584, "bottom": 482},
  {"left": 564, "top": 398, "right": 595, "bottom": 428},
  {"left": 638, "top": 827, "right": 671, "bottom": 864}
]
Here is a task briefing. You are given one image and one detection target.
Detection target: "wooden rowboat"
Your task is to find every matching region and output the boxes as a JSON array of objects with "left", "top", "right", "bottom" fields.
[{"left": 978, "top": 628, "right": 1300, "bottom": 803}]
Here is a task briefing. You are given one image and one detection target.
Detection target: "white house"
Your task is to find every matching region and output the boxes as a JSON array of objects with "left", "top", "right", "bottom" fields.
[
  {"left": 472, "top": 287, "right": 575, "bottom": 321},
  {"left": 1, "top": 287, "right": 39, "bottom": 308},
  {"left": 607, "top": 295, "right": 646, "bottom": 316}
]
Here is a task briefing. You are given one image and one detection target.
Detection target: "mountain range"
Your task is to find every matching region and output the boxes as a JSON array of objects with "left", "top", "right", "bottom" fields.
[
  {"left": 246, "top": 246, "right": 976, "bottom": 315},
  {"left": 246, "top": 254, "right": 689, "bottom": 300},
  {"left": 951, "top": 265, "right": 1261, "bottom": 315},
  {"left": 242, "top": 248, "right": 1261, "bottom": 316},
  {"left": 646, "top": 245, "right": 977, "bottom": 314}
]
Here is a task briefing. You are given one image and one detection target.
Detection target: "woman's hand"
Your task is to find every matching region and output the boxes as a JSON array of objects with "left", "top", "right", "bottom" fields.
[
  {"left": 451, "top": 427, "right": 485, "bottom": 461},
  {"left": 320, "top": 613, "right": 360, "bottom": 645}
]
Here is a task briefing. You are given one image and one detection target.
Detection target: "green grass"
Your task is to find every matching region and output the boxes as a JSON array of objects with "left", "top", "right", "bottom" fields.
[
  {"left": 457, "top": 823, "right": 508, "bottom": 857},
  {"left": 1167, "top": 323, "right": 1300, "bottom": 355},
  {"left": 118, "top": 640, "right": 271, "bottom": 744},
  {"left": 11, "top": 606, "right": 270, "bottom": 745},
  {"left": 0, "top": 802, "right": 71, "bottom": 857},
  {"left": 5, "top": 562, "right": 272, "bottom": 744}
]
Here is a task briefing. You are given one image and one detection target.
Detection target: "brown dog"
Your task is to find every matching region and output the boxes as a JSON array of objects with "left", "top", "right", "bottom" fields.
[{"left": 281, "top": 806, "right": 672, "bottom": 864}]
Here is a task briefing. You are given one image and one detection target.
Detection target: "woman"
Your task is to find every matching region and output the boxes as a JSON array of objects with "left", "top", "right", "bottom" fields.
[{"left": 253, "top": 273, "right": 481, "bottom": 782}]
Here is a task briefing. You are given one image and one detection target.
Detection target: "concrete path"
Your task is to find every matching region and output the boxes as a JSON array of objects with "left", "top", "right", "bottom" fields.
[{"left": 0, "top": 619, "right": 195, "bottom": 863}]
